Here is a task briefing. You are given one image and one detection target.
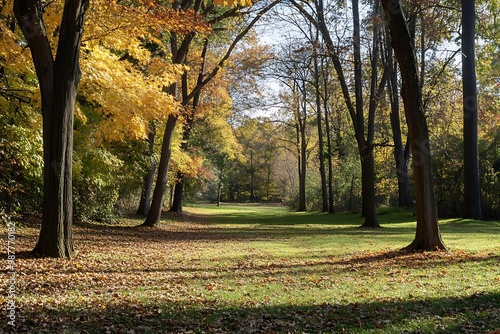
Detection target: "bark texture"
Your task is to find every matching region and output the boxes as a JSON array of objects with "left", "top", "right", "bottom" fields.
[
  {"left": 169, "top": 171, "right": 184, "bottom": 213},
  {"left": 386, "top": 37, "right": 411, "bottom": 208},
  {"left": 462, "top": 0, "right": 483, "bottom": 220},
  {"left": 137, "top": 126, "right": 157, "bottom": 216},
  {"left": 143, "top": 114, "right": 177, "bottom": 226},
  {"left": 313, "top": 46, "right": 328, "bottom": 212},
  {"left": 381, "top": 0, "right": 446, "bottom": 250},
  {"left": 15, "top": 0, "right": 88, "bottom": 257}
]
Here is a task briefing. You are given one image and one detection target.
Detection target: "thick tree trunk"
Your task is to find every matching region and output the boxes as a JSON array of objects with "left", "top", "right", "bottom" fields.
[
  {"left": 15, "top": 0, "right": 88, "bottom": 257},
  {"left": 381, "top": 0, "right": 446, "bottom": 250},
  {"left": 137, "top": 127, "right": 157, "bottom": 216},
  {"left": 360, "top": 147, "right": 380, "bottom": 227},
  {"left": 462, "top": 0, "right": 483, "bottom": 220},
  {"left": 143, "top": 114, "right": 177, "bottom": 226},
  {"left": 169, "top": 171, "right": 184, "bottom": 213}
]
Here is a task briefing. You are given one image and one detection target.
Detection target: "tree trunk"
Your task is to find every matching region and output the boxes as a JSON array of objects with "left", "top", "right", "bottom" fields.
[
  {"left": 169, "top": 171, "right": 184, "bottom": 213},
  {"left": 349, "top": 175, "right": 355, "bottom": 212},
  {"left": 462, "top": 0, "right": 483, "bottom": 220},
  {"left": 395, "top": 140, "right": 411, "bottom": 208},
  {"left": 360, "top": 147, "right": 380, "bottom": 227},
  {"left": 320, "top": 57, "right": 335, "bottom": 213},
  {"left": 137, "top": 160, "right": 157, "bottom": 216},
  {"left": 143, "top": 114, "right": 178, "bottom": 226},
  {"left": 355, "top": 0, "right": 384, "bottom": 227},
  {"left": 388, "top": 54, "right": 411, "bottom": 208},
  {"left": 266, "top": 165, "right": 271, "bottom": 200},
  {"left": 381, "top": 0, "right": 446, "bottom": 250},
  {"left": 292, "top": 0, "right": 382, "bottom": 219},
  {"left": 249, "top": 150, "right": 255, "bottom": 202},
  {"left": 298, "top": 88, "right": 308, "bottom": 212},
  {"left": 299, "top": 129, "right": 307, "bottom": 211},
  {"left": 137, "top": 126, "right": 157, "bottom": 216},
  {"left": 15, "top": 0, "right": 88, "bottom": 258},
  {"left": 295, "top": 117, "right": 306, "bottom": 212},
  {"left": 352, "top": 0, "right": 368, "bottom": 219},
  {"left": 217, "top": 165, "right": 223, "bottom": 206},
  {"left": 169, "top": 39, "right": 208, "bottom": 213},
  {"left": 217, "top": 182, "right": 222, "bottom": 206},
  {"left": 313, "top": 46, "right": 328, "bottom": 212},
  {"left": 325, "top": 109, "right": 335, "bottom": 214}
]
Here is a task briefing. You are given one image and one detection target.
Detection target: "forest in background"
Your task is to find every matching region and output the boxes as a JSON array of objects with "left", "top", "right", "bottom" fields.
[{"left": 1, "top": 0, "right": 499, "bottom": 227}]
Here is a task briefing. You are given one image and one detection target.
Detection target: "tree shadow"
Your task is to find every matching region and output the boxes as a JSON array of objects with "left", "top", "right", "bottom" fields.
[
  {"left": 5, "top": 292, "right": 499, "bottom": 333},
  {"left": 440, "top": 218, "right": 500, "bottom": 233},
  {"left": 7, "top": 248, "right": 498, "bottom": 284}
]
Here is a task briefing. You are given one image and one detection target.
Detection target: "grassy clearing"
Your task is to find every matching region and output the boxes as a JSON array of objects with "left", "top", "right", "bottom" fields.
[{"left": 1, "top": 204, "right": 499, "bottom": 333}]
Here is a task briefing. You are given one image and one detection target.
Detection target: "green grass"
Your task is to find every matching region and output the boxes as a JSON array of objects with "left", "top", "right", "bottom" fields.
[{"left": 3, "top": 204, "right": 499, "bottom": 333}]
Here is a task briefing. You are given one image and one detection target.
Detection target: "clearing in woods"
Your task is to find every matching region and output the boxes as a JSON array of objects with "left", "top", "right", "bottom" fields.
[{"left": 2, "top": 204, "right": 499, "bottom": 333}]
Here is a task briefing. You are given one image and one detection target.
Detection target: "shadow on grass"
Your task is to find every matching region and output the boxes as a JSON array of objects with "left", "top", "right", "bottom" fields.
[
  {"left": 441, "top": 218, "right": 500, "bottom": 229},
  {"left": 7, "top": 292, "right": 499, "bottom": 333},
  {"left": 68, "top": 214, "right": 497, "bottom": 247},
  {"left": 5, "top": 249, "right": 498, "bottom": 283},
  {"left": 198, "top": 210, "right": 418, "bottom": 226}
]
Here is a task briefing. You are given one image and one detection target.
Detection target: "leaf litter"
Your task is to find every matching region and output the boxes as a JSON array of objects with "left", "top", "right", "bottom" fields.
[{"left": 1, "top": 213, "right": 499, "bottom": 333}]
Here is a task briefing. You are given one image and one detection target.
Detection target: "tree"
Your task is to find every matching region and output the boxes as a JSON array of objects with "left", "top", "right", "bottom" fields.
[
  {"left": 385, "top": 29, "right": 411, "bottom": 208},
  {"left": 320, "top": 56, "right": 335, "bottom": 213},
  {"left": 310, "top": 32, "right": 328, "bottom": 212},
  {"left": 187, "top": 94, "right": 242, "bottom": 204},
  {"left": 381, "top": 0, "right": 446, "bottom": 250},
  {"left": 168, "top": 39, "right": 209, "bottom": 213},
  {"left": 291, "top": 0, "right": 387, "bottom": 226},
  {"left": 142, "top": 0, "right": 207, "bottom": 226},
  {"left": 271, "top": 43, "right": 314, "bottom": 211},
  {"left": 143, "top": 0, "right": 279, "bottom": 221},
  {"left": 137, "top": 123, "right": 157, "bottom": 215},
  {"left": 14, "top": 0, "right": 89, "bottom": 257},
  {"left": 74, "top": 1, "right": 188, "bottom": 218},
  {"left": 462, "top": 0, "right": 483, "bottom": 220}
]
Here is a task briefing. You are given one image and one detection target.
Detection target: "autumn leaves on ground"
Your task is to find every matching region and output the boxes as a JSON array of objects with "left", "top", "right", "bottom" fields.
[{"left": 2, "top": 205, "right": 499, "bottom": 333}]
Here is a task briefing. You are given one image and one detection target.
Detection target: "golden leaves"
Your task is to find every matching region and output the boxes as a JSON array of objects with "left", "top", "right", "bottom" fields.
[
  {"left": 84, "top": 0, "right": 211, "bottom": 46},
  {"left": 79, "top": 46, "right": 179, "bottom": 141},
  {"left": 213, "top": 0, "right": 254, "bottom": 7},
  {"left": 73, "top": 0, "right": 212, "bottom": 142}
]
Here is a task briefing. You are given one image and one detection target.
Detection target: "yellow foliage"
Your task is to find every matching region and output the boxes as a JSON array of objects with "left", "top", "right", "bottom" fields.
[
  {"left": 13, "top": 0, "right": 211, "bottom": 143},
  {"left": 74, "top": 104, "right": 88, "bottom": 124},
  {"left": 75, "top": 0, "right": 213, "bottom": 142},
  {"left": 79, "top": 45, "right": 179, "bottom": 141},
  {"left": 213, "top": 0, "right": 254, "bottom": 7}
]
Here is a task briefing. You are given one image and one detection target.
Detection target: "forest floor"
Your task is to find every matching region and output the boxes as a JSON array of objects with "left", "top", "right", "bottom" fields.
[{"left": 1, "top": 204, "right": 499, "bottom": 333}]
